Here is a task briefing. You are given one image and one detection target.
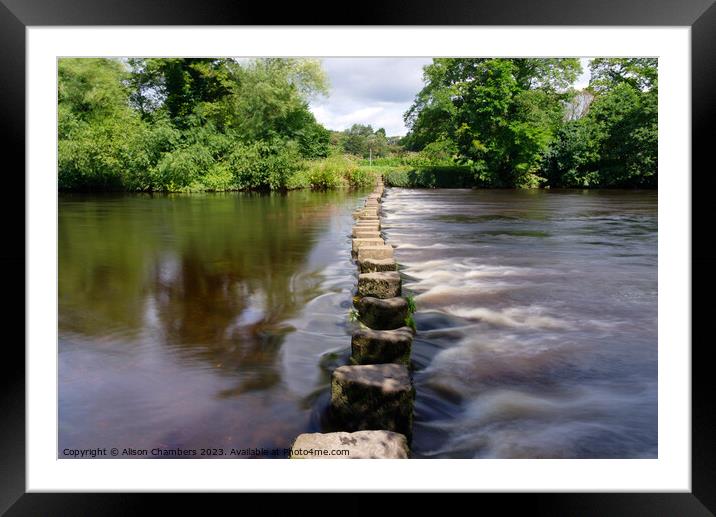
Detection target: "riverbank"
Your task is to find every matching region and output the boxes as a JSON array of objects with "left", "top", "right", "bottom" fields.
[{"left": 59, "top": 153, "right": 658, "bottom": 193}]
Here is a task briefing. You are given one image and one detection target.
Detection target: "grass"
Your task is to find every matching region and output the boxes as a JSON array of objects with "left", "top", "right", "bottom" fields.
[{"left": 300, "top": 155, "right": 379, "bottom": 190}]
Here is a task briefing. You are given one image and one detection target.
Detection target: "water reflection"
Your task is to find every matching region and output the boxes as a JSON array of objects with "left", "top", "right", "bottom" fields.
[{"left": 59, "top": 190, "right": 362, "bottom": 456}]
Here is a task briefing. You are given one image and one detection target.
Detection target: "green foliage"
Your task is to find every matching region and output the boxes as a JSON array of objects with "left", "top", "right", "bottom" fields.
[
  {"left": 341, "top": 124, "right": 389, "bottom": 158},
  {"left": 345, "top": 167, "right": 379, "bottom": 189},
  {"left": 543, "top": 118, "right": 601, "bottom": 187},
  {"left": 404, "top": 314, "right": 417, "bottom": 332},
  {"left": 384, "top": 166, "right": 476, "bottom": 188},
  {"left": 589, "top": 58, "right": 658, "bottom": 94},
  {"left": 59, "top": 57, "right": 657, "bottom": 192},
  {"left": 348, "top": 308, "right": 360, "bottom": 323},
  {"left": 405, "top": 58, "right": 579, "bottom": 187},
  {"left": 59, "top": 57, "right": 336, "bottom": 192},
  {"left": 403, "top": 57, "right": 657, "bottom": 189},
  {"left": 58, "top": 58, "right": 154, "bottom": 191},
  {"left": 545, "top": 58, "right": 658, "bottom": 188},
  {"left": 406, "top": 295, "right": 417, "bottom": 314},
  {"left": 299, "top": 155, "right": 378, "bottom": 190},
  {"left": 357, "top": 140, "right": 457, "bottom": 169}
]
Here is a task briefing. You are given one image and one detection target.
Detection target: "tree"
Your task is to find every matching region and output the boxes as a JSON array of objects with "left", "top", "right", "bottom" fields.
[
  {"left": 589, "top": 58, "right": 658, "bottom": 93},
  {"left": 58, "top": 58, "right": 154, "bottom": 190},
  {"left": 58, "top": 57, "right": 334, "bottom": 191},
  {"left": 404, "top": 58, "right": 581, "bottom": 186},
  {"left": 342, "top": 124, "right": 388, "bottom": 158},
  {"left": 545, "top": 58, "right": 657, "bottom": 187}
]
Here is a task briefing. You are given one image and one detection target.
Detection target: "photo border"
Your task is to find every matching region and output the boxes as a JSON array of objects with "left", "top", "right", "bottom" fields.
[{"left": 3, "top": 0, "right": 714, "bottom": 513}]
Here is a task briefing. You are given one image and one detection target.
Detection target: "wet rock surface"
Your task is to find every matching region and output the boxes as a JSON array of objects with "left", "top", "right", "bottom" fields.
[{"left": 290, "top": 430, "right": 409, "bottom": 459}]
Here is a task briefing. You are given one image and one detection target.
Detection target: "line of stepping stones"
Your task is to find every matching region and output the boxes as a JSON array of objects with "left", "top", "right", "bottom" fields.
[{"left": 290, "top": 178, "right": 414, "bottom": 459}]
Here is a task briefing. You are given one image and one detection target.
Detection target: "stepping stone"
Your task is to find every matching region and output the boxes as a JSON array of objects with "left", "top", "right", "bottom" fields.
[
  {"left": 354, "top": 224, "right": 381, "bottom": 232},
  {"left": 330, "top": 364, "right": 414, "bottom": 438},
  {"left": 351, "top": 326, "right": 414, "bottom": 365},
  {"left": 290, "top": 431, "right": 409, "bottom": 459},
  {"left": 358, "top": 258, "right": 397, "bottom": 273},
  {"left": 352, "top": 238, "right": 385, "bottom": 252},
  {"left": 357, "top": 245, "right": 394, "bottom": 261},
  {"left": 354, "top": 224, "right": 380, "bottom": 232},
  {"left": 357, "top": 271, "right": 402, "bottom": 298},
  {"left": 355, "top": 296, "right": 408, "bottom": 330},
  {"left": 352, "top": 230, "right": 381, "bottom": 239}
]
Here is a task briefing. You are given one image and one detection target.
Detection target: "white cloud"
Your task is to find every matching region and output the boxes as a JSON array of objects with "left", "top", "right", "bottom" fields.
[
  {"left": 310, "top": 57, "right": 431, "bottom": 136},
  {"left": 311, "top": 57, "right": 594, "bottom": 137}
]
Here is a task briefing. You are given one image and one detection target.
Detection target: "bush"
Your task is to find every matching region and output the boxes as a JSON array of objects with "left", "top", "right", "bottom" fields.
[
  {"left": 226, "top": 140, "right": 304, "bottom": 191},
  {"left": 58, "top": 116, "right": 151, "bottom": 191},
  {"left": 194, "top": 161, "right": 234, "bottom": 191},
  {"left": 302, "top": 155, "right": 372, "bottom": 189},
  {"left": 384, "top": 166, "right": 475, "bottom": 188},
  {"left": 345, "top": 167, "right": 378, "bottom": 189}
]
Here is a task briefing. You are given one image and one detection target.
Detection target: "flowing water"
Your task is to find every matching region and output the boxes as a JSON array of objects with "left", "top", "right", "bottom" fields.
[
  {"left": 382, "top": 188, "right": 657, "bottom": 458},
  {"left": 59, "top": 188, "right": 657, "bottom": 459}
]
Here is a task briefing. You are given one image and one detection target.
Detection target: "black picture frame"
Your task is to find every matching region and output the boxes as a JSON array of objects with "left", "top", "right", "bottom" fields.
[{"left": 2, "top": 0, "right": 713, "bottom": 513}]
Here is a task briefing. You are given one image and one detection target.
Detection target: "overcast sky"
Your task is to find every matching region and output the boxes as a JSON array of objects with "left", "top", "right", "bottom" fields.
[{"left": 310, "top": 58, "right": 592, "bottom": 137}]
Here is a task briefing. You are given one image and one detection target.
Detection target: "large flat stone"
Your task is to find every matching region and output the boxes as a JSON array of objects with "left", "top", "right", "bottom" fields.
[
  {"left": 354, "top": 226, "right": 380, "bottom": 235},
  {"left": 355, "top": 296, "right": 408, "bottom": 330},
  {"left": 358, "top": 258, "right": 397, "bottom": 273},
  {"left": 290, "top": 431, "right": 409, "bottom": 459},
  {"left": 357, "top": 245, "right": 394, "bottom": 261},
  {"left": 352, "top": 229, "right": 381, "bottom": 239},
  {"left": 357, "top": 271, "right": 402, "bottom": 299},
  {"left": 354, "top": 225, "right": 381, "bottom": 233},
  {"left": 330, "top": 364, "right": 414, "bottom": 438},
  {"left": 351, "top": 326, "right": 414, "bottom": 365},
  {"left": 352, "top": 238, "right": 385, "bottom": 252}
]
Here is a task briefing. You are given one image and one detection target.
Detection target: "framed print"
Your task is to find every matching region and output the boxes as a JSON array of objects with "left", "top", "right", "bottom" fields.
[{"left": 2, "top": 0, "right": 714, "bottom": 513}]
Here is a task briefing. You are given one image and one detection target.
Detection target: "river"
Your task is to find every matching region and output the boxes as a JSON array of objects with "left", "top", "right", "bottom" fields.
[
  {"left": 59, "top": 188, "right": 657, "bottom": 458},
  {"left": 382, "top": 188, "right": 657, "bottom": 458}
]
